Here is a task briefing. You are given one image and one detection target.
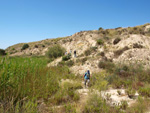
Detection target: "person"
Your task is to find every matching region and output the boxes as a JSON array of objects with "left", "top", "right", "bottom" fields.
[
  {"left": 83, "top": 70, "right": 90, "bottom": 88},
  {"left": 74, "top": 50, "right": 76, "bottom": 57}
]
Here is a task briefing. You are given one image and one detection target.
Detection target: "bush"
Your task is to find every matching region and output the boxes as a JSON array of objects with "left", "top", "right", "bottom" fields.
[
  {"left": 98, "top": 27, "right": 103, "bottom": 31},
  {"left": 113, "top": 37, "right": 121, "bottom": 45},
  {"left": 120, "top": 100, "right": 128, "bottom": 110},
  {"left": 62, "top": 53, "right": 71, "bottom": 61},
  {"left": 21, "top": 44, "right": 29, "bottom": 50},
  {"left": 0, "top": 49, "right": 6, "bottom": 56},
  {"left": 84, "top": 49, "right": 91, "bottom": 56},
  {"left": 84, "top": 93, "right": 120, "bottom": 113},
  {"left": 126, "top": 88, "right": 136, "bottom": 98},
  {"left": 97, "top": 39, "right": 104, "bottom": 45},
  {"left": 46, "top": 44, "right": 65, "bottom": 59},
  {"left": 34, "top": 45, "right": 38, "bottom": 48},
  {"left": 114, "top": 46, "right": 129, "bottom": 57},
  {"left": 138, "top": 85, "right": 150, "bottom": 97},
  {"left": 98, "top": 61, "right": 115, "bottom": 72}
]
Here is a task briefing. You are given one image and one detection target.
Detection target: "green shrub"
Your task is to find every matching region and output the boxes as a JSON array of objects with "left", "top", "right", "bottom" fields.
[
  {"left": 90, "top": 46, "right": 98, "bottom": 51},
  {"left": 126, "top": 87, "right": 136, "bottom": 98},
  {"left": 84, "top": 93, "right": 120, "bottom": 113},
  {"left": 138, "top": 85, "right": 150, "bottom": 97},
  {"left": 98, "top": 61, "right": 115, "bottom": 72},
  {"left": 21, "top": 44, "right": 29, "bottom": 50},
  {"left": 120, "top": 100, "right": 128, "bottom": 110},
  {"left": 62, "top": 53, "right": 71, "bottom": 61},
  {"left": 0, "top": 49, "right": 6, "bottom": 56},
  {"left": 97, "top": 39, "right": 104, "bottom": 45},
  {"left": 98, "top": 27, "right": 103, "bottom": 31},
  {"left": 64, "top": 103, "right": 76, "bottom": 113},
  {"left": 113, "top": 37, "right": 121, "bottom": 45},
  {"left": 46, "top": 44, "right": 65, "bottom": 59}
]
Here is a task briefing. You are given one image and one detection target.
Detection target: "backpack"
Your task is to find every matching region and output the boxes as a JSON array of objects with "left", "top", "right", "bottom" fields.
[
  {"left": 86, "top": 73, "right": 90, "bottom": 78},
  {"left": 84, "top": 72, "right": 90, "bottom": 79}
]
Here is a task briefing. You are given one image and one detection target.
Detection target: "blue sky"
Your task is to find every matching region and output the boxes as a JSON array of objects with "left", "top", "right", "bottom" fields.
[{"left": 0, "top": 0, "right": 150, "bottom": 49}]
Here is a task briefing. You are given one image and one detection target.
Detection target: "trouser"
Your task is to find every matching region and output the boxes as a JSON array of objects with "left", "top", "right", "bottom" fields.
[{"left": 84, "top": 79, "right": 90, "bottom": 87}]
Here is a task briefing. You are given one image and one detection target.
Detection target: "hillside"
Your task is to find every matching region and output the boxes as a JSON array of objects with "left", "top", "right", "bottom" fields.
[
  {"left": 2, "top": 23, "right": 150, "bottom": 112},
  {"left": 6, "top": 23, "right": 150, "bottom": 74}
]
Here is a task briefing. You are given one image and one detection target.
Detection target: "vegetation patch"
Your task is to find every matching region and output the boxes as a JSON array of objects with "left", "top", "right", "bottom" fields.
[
  {"left": 62, "top": 53, "right": 71, "bottom": 61},
  {"left": 0, "top": 56, "right": 80, "bottom": 112},
  {"left": 46, "top": 44, "right": 65, "bottom": 59},
  {"left": 21, "top": 44, "right": 29, "bottom": 50},
  {"left": 113, "top": 37, "right": 121, "bottom": 45},
  {"left": 133, "top": 43, "right": 143, "bottom": 48},
  {"left": 0, "top": 49, "right": 6, "bottom": 56},
  {"left": 97, "top": 39, "right": 104, "bottom": 45},
  {"left": 84, "top": 47, "right": 97, "bottom": 56},
  {"left": 114, "top": 46, "right": 129, "bottom": 57},
  {"left": 98, "top": 61, "right": 115, "bottom": 72}
]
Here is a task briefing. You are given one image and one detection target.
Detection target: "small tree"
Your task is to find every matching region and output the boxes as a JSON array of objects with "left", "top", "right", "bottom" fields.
[
  {"left": 98, "top": 27, "right": 103, "bottom": 31},
  {"left": 0, "top": 49, "right": 6, "bottom": 56},
  {"left": 21, "top": 44, "right": 29, "bottom": 50},
  {"left": 46, "top": 44, "right": 65, "bottom": 59}
]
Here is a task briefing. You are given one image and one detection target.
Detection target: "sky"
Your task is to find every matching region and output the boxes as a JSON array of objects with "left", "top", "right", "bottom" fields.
[{"left": 0, "top": 0, "right": 150, "bottom": 49}]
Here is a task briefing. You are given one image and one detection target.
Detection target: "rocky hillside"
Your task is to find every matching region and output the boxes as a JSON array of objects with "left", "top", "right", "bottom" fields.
[{"left": 6, "top": 23, "right": 150, "bottom": 73}]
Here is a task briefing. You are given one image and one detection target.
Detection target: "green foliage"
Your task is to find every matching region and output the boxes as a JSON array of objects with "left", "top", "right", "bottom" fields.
[
  {"left": 126, "top": 96, "right": 150, "bottom": 113},
  {"left": 97, "top": 39, "right": 104, "bottom": 45},
  {"left": 98, "top": 61, "right": 115, "bottom": 72},
  {"left": 64, "top": 103, "right": 76, "bottom": 113},
  {"left": 126, "top": 87, "right": 136, "bottom": 98},
  {"left": 138, "top": 85, "right": 150, "bottom": 97},
  {"left": 46, "top": 44, "right": 65, "bottom": 59},
  {"left": 90, "top": 71, "right": 109, "bottom": 91},
  {"left": 113, "top": 37, "right": 121, "bottom": 45},
  {"left": 21, "top": 44, "right": 29, "bottom": 50},
  {"left": 51, "top": 81, "right": 81, "bottom": 105},
  {"left": 0, "top": 49, "right": 6, "bottom": 56},
  {"left": 117, "top": 90, "right": 121, "bottom": 95},
  {"left": 62, "top": 53, "right": 71, "bottom": 61},
  {"left": 120, "top": 100, "right": 128, "bottom": 110},
  {"left": 98, "top": 27, "right": 103, "bottom": 31},
  {"left": 84, "top": 93, "right": 121, "bottom": 113},
  {"left": 0, "top": 56, "right": 76, "bottom": 112}
]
